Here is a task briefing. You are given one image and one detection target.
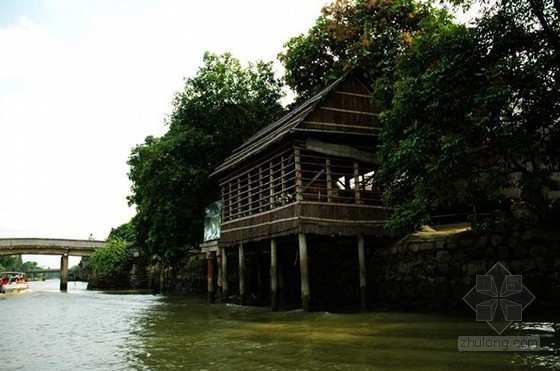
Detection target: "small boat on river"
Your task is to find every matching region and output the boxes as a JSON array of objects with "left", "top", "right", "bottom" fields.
[{"left": 0, "top": 272, "right": 29, "bottom": 294}]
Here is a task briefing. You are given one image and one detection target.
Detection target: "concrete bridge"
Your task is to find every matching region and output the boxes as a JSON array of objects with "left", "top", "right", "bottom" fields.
[{"left": 0, "top": 238, "right": 106, "bottom": 291}]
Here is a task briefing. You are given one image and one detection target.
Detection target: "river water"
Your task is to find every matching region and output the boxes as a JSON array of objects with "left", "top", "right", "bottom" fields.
[{"left": 1, "top": 280, "right": 559, "bottom": 370}]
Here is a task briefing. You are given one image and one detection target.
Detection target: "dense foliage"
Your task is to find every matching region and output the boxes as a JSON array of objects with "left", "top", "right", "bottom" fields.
[
  {"left": 378, "top": 0, "right": 560, "bottom": 231},
  {"left": 280, "top": 0, "right": 559, "bottom": 232},
  {"left": 127, "top": 52, "right": 285, "bottom": 265},
  {"left": 89, "top": 237, "right": 132, "bottom": 281},
  {"left": 108, "top": 220, "right": 136, "bottom": 244},
  {"left": 278, "top": 0, "right": 451, "bottom": 104},
  {"left": 0, "top": 255, "right": 40, "bottom": 272}
]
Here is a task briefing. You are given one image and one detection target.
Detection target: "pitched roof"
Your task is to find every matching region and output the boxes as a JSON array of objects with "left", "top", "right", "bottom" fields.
[{"left": 210, "top": 73, "right": 352, "bottom": 178}]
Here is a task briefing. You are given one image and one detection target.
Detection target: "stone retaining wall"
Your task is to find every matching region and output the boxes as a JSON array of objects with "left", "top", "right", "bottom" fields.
[{"left": 371, "top": 212, "right": 560, "bottom": 313}]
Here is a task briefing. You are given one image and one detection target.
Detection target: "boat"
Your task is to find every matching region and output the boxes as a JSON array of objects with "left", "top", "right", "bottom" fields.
[{"left": 0, "top": 272, "right": 29, "bottom": 294}]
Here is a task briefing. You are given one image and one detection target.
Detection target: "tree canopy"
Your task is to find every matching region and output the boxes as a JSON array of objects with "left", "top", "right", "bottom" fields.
[
  {"left": 279, "top": 0, "right": 452, "bottom": 104},
  {"left": 127, "top": 52, "right": 285, "bottom": 264},
  {"left": 90, "top": 237, "right": 132, "bottom": 281},
  {"left": 378, "top": 0, "right": 560, "bottom": 231},
  {"left": 280, "top": 0, "right": 559, "bottom": 232},
  {"left": 0, "top": 255, "right": 40, "bottom": 272}
]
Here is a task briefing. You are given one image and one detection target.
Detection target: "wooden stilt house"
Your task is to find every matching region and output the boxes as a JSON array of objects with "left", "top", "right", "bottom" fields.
[{"left": 206, "top": 72, "right": 391, "bottom": 311}]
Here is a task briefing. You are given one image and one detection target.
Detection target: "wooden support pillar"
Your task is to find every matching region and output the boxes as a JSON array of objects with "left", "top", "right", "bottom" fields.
[
  {"left": 60, "top": 254, "right": 69, "bottom": 291},
  {"left": 217, "top": 250, "right": 223, "bottom": 303},
  {"left": 295, "top": 148, "right": 303, "bottom": 202},
  {"left": 278, "top": 250, "right": 286, "bottom": 306},
  {"left": 270, "top": 239, "right": 278, "bottom": 311},
  {"left": 259, "top": 166, "right": 264, "bottom": 212},
  {"left": 354, "top": 161, "right": 361, "bottom": 204},
  {"left": 238, "top": 243, "right": 245, "bottom": 305},
  {"left": 247, "top": 172, "right": 253, "bottom": 214},
  {"left": 281, "top": 155, "right": 286, "bottom": 205},
  {"left": 207, "top": 251, "right": 216, "bottom": 304},
  {"left": 358, "top": 234, "right": 367, "bottom": 311},
  {"left": 298, "top": 233, "right": 310, "bottom": 311},
  {"left": 222, "top": 246, "right": 229, "bottom": 303},
  {"left": 269, "top": 161, "right": 275, "bottom": 210},
  {"left": 326, "top": 158, "right": 332, "bottom": 203},
  {"left": 257, "top": 252, "right": 265, "bottom": 304},
  {"left": 159, "top": 260, "right": 165, "bottom": 293},
  {"left": 237, "top": 178, "right": 242, "bottom": 218}
]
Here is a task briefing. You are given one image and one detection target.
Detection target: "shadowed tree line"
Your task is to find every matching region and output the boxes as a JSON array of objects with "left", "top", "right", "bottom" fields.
[{"left": 0, "top": 255, "right": 40, "bottom": 272}]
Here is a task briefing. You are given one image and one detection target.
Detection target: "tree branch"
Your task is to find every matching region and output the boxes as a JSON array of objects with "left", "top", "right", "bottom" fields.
[{"left": 527, "top": 0, "right": 560, "bottom": 54}]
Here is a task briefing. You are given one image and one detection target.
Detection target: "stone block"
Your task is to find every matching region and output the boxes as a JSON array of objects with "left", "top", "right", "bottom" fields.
[
  {"left": 496, "top": 244, "right": 509, "bottom": 260},
  {"left": 459, "top": 237, "right": 476, "bottom": 248},
  {"left": 397, "top": 262, "right": 413, "bottom": 274},
  {"left": 493, "top": 219, "right": 508, "bottom": 233},
  {"left": 437, "top": 263, "right": 449, "bottom": 275},
  {"left": 535, "top": 257, "right": 549, "bottom": 272},
  {"left": 467, "top": 260, "right": 487, "bottom": 276},
  {"left": 550, "top": 243, "right": 560, "bottom": 257},
  {"left": 453, "top": 250, "right": 468, "bottom": 261},
  {"left": 436, "top": 250, "right": 450, "bottom": 263},
  {"left": 521, "top": 229, "right": 536, "bottom": 242},
  {"left": 425, "top": 264, "right": 436, "bottom": 275},
  {"left": 512, "top": 246, "right": 527, "bottom": 259},
  {"left": 491, "top": 234, "right": 504, "bottom": 247},
  {"left": 418, "top": 242, "right": 435, "bottom": 251},
  {"left": 528, "top": 244, "right": 547, "bottom": 257},
  {"left": 447, "top": 239, "right": 458, "bottom": 250},
  {"left": 477, "top": 236, "right": 489, "bottom": 249},
  {"left": 484, "top": 247, "right": 495, "bottom": 257},
  {"left": 511, "top": 259, "right": 536, "bottom": 273},
  {"left": 507, "top": 236, "right": 519, "bottom": 248}
]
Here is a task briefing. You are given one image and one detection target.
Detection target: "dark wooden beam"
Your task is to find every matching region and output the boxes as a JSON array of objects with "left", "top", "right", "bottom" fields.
[{"left": 305, "top": 138, "right": 380, "bottom": 165}]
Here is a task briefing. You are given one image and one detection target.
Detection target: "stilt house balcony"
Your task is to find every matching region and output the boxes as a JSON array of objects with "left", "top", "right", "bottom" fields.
[{"left": 211, "top": 72, "right": 391, "bottom": 247}]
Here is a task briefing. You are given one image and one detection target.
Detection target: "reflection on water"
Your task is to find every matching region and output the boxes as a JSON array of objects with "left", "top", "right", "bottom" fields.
[
  {"left": 1, "top": 280, "right": 558, "bottom": 370},
  {"left": 136, "top": 300, "right": 560, "bottom": 370}
]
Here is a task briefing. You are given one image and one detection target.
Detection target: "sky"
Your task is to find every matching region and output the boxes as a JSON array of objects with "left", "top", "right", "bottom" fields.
[{"left": 0, "top": 0, "right": 329, "bottom": 267}]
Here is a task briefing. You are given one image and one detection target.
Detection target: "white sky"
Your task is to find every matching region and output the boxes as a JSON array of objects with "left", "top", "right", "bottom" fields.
[{"left": 0, "top": 0, "right": 328, "bottom": 267}]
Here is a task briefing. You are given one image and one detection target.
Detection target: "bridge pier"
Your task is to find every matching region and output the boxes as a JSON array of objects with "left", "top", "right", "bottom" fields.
[
  {"left": 0, "top": 238, "right": 106, "bottom": 291},
  {"left": 60, "top": 254, "right": 69, "bottom": 291}
]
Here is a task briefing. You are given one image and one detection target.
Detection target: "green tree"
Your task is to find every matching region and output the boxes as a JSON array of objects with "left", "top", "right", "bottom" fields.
[
  {"left": 378, "top": 24, "right": 494, "bottom": 231},
  {"left": 378, "top": 0, "right": 560, "bottom": 231},
  {"left": 127, "top": 52, "right": 285, "bottom": 267},
  {"left": 0, "top": 255, "right": 24, "bottom": 271},
  {"left": 21, "top": 260, "right": 40, "bottom": 271},
  {"left": 278, "top": 0, "right": 451, "bottom": 104},
  {"left": 89, "top": 237, "right": 132, "bottom": 283},
  {"left": 108, "top": 219, "right": 136, "bottom": 244}
]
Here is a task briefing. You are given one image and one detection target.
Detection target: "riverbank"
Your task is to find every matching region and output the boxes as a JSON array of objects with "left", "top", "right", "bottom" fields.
[{"left": 88, "top": 211, "right": 560, "bottom": 318}]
